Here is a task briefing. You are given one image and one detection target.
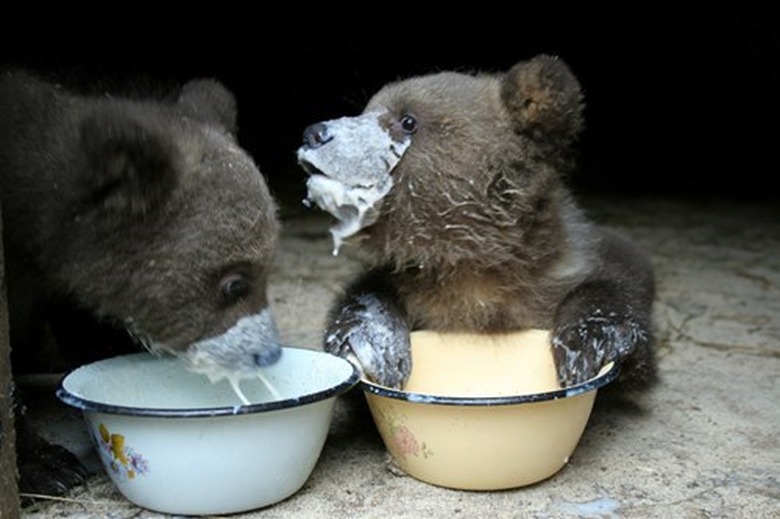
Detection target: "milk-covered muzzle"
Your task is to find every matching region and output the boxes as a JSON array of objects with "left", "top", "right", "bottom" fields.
[
  {"left": 297, "top": 110, "right": 411, "bottom": 255},
  {"left": 182, "top": 308, "right": 282, "bottom": 383}
]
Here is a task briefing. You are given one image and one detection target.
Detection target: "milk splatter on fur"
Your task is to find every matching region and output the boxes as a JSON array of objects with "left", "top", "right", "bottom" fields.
[
  {"left": 299, "top": 110, "right": 411, "bottom": 255},
  {"left": 182, "top": 309, "right": 282, "bottom": 384}
]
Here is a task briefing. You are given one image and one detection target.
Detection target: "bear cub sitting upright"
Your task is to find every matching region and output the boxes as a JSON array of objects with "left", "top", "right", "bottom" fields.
[
  {"left": 298, "top": 55, "right": 655, "bottom": 389},
  {"left": 1, "top": 70, "right": 282, "bottom": 495}
]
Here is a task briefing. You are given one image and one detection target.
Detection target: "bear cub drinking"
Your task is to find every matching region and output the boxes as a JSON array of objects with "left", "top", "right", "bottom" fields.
[
  {"left": 1, "top": 70, "right": 281, "bottom": 495},
  {"left": 298, "top": 55, "right": 655, "bottom": 390}
]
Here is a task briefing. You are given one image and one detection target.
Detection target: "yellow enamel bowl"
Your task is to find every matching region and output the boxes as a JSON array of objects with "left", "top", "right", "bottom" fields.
[
  {"left": 360, "top": 330, "right": 619, "bottom": 491},
  {"left": 57, "top": 347, "right": 359, "bottom": 516}
]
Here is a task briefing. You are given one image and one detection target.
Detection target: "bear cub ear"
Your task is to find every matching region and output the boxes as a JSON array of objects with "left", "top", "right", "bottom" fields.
[
  {"left": 500, "top": 55, "right": 584, "bottom": 141},
  {"left": 177, "top": 79, "right": 238, "bottom": 134},
  {"left": 79, "top": 107, "right": 180, "bottom": 217}
]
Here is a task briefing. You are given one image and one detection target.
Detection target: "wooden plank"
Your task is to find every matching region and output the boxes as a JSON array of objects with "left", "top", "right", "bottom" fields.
[{"left": 0, "top": 205, "right": 20, "bottom": 517}]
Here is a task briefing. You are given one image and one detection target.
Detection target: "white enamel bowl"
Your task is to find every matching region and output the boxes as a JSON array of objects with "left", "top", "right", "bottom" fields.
[
  {"left": 361, "top": 330, "right": 619, "bottom": 491},
  {"left": 57, "top": 347, "right": 359, "bottom": 516}
]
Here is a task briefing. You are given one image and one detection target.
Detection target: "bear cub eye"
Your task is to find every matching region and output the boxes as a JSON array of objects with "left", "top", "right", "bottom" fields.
[
  {"left": 400, "top": 114, "right": 418, "bottom": 134},
  {"left": 218, "top": 272, "right": 252, "bottom": 305}
]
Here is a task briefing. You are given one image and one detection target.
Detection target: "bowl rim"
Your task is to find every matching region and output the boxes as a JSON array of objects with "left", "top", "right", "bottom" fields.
[
  {"left": 360, "top": 361, "right": 620, "bottom": 406},
  {"left": 56, "top": 347, "right": 360, "bottom": 418}
]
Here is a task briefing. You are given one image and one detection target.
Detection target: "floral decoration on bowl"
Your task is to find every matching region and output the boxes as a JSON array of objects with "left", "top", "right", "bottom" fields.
[
  {"left": 374, "top": 405, "right": 434, "bottom": 461},
  {"left": 92, "top": 423, "right": 150, "bottom": 481}
]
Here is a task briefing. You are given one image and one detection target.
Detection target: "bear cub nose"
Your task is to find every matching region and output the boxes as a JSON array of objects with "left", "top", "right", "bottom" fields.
[
  {"left": 302, "top": 122, "right": 333, "bottom": 149},
  {"left": 253, "top": 346, "right": 283, "bottom": 367}
]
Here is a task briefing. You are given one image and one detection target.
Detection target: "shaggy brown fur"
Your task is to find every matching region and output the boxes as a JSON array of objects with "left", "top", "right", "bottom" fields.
[
  {"left": 0, "top": 70, "right": 280, "bottom": 496},
  {"left": 299, "top": 56, "right": 655, "bottom": 390}
]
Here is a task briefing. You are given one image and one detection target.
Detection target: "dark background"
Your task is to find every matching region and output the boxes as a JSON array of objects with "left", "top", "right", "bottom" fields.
[{"left": 2, "top": 3, "right": 777, "bottom": 210}]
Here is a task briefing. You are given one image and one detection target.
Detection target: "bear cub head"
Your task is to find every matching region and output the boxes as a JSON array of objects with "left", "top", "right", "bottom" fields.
[
  {"left": 298, "top": 55, "right": 584, "bottom": 272},
  {"left": 0, "top": 73, "right": 282, "bottom": 380}
]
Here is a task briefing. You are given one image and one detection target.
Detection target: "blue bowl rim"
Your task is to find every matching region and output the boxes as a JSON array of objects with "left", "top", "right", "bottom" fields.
[
  {"left": 56, "top": 348, "right": 360, "bottom": 418},
  {"left": 360, "top": 361, "right": 620, "bottom": 406}
]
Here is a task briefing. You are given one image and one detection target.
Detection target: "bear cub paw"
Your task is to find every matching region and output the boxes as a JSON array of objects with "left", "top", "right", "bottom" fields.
[
  {"left": 16, "top": 427, "right": 90, "bottom": 500},
  {"left": 552, "top": 308, "right": 648, "bottom": 387},
  {"left": 324, "top": 293, "right": 411, "bottom": 389}
]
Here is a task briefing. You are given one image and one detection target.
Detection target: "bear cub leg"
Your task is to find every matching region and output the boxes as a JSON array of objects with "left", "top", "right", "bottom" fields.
[{"left": 552, "top": 230, "right": 656, "bottom": 387}]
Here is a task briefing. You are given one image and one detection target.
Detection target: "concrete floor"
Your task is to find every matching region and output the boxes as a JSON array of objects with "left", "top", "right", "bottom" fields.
[{"left": 20, "top": 195, "right": 780, "bottom": 518}]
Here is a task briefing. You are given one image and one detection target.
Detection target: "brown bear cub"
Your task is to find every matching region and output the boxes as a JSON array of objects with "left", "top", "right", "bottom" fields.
[
  {"left": 298, "top": 55, "right": 655, "bottom": 390},
  {"left": 1, "top": 71, "right": 282, "bottom": 495}
]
